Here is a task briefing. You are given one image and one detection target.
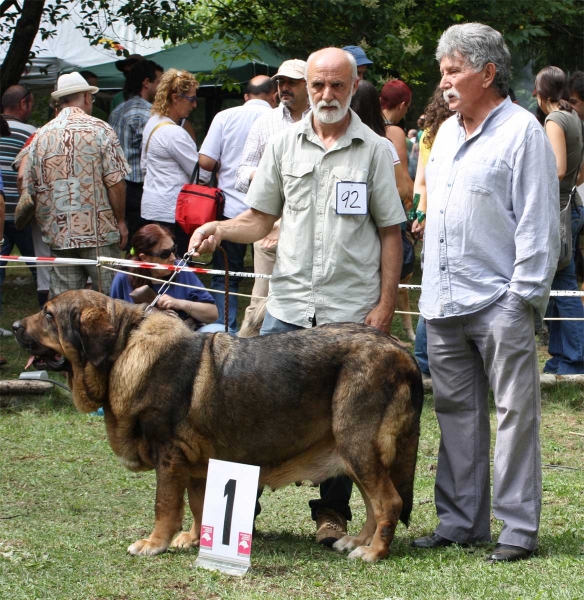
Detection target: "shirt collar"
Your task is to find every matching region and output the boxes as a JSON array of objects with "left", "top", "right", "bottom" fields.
[
  {"left": 245, "top": 99, "right": 272, "bottom": 109},
  {"left": 456, "top": 96, "right": 511, "bottom": 140},
  {"left": 281, "top": 103, "right": 310, "bottom": 121}
]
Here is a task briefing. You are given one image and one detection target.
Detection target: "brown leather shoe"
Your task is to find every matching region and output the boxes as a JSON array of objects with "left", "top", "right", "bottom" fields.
[
  {"left": 315, "top": 509, "right": 347, "bottom": 548},
  {"left": 487, "top": 543, "right": 533, "bottom": 563}
]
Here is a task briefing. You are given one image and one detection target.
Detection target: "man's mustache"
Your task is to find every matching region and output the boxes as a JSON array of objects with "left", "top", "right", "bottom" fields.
[{"left": 443, "top": 88, "right": 461, "bottom": 102}]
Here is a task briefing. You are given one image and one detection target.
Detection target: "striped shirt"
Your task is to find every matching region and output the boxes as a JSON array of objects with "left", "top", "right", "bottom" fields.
[
  {"left": 235, "top": 104, "right": 310, "bottom": 194},
  {"left": 108, "top": 96, "right": 152, "bottom": 183},
  {"left": 0, "top": 117, "right": 36, "bottom": 218}
]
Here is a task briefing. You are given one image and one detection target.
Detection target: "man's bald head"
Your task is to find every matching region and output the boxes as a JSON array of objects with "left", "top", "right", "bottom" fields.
[
  {"left": 1, "top": 84, "right": 34, "bottom": 122},
  {"left": 305, "top": 47, "right": 358, "bottom": 125},
  {"left": 244, "top": 75, "right": 278, "bottom": 106},
  {"left": 305, "top": 48, "right": 357, "bottom": 83}
]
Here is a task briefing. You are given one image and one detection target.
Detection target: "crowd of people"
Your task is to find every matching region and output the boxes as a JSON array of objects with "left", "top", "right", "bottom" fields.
[{"left": 1, "top": 23, "right": 583, "bottom": 562}]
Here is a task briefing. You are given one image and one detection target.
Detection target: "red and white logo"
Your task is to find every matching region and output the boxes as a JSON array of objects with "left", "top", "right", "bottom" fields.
[
  {"left": 200, "top": 525, "right": 214, "bottom": 550},
  {"left": 237, "top": 532, "right": 252, "bottom": 557}
]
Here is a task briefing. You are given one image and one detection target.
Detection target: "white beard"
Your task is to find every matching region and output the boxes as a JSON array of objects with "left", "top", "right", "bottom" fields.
[{"left": 311, "top": 96, "right": 351, "bottom": 124}]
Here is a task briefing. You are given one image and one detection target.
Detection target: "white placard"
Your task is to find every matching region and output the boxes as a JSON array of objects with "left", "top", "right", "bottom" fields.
[
  {"left": 336, "top": 181, "right": 368, "bottom": 215},
  {"left": 195, "top": 459, "right": 260, "bottom": 576}
]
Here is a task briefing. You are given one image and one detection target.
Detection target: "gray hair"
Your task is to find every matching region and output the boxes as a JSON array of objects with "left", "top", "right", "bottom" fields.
[
  {"left": 305, "top": 48, "right": 358, "bottom": 83},
  {"left": 436, "top": 23, "right": 511, "bottom": 97}
]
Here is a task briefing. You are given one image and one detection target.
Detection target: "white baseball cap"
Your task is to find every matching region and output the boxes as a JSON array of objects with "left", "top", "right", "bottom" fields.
[
  {"left": 51, "top": 72, "right": 99, "bottom": 100},
  {"left": 271, "top": 59, "right": 307, "bottom": 81}
]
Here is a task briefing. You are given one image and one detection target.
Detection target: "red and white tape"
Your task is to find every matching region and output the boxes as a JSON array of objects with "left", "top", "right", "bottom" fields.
[{"left": 1, "top": 254, "right": 583, "bottom": 297}]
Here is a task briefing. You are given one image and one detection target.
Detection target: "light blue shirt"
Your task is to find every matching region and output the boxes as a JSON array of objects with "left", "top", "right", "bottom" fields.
[{"left": 420, "top": 97, "right": 560, "bottom": 320}]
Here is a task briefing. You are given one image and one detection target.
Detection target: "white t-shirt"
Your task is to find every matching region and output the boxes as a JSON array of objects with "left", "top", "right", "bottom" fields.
[
  {"left": 199, "top": 99, "right": 272, "bottom": 218},
  {"left": 141, "top": 114, "right": 198, "bottom": 223}
]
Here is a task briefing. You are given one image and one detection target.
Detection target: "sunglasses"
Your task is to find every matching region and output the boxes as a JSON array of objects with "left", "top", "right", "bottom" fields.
[
  {"left": 19, "top": 88, "right": 31, "bottom": 104},
  {"left": 179, "top": 93, "right": 198, "bottom": 103},
  {"left": 149, "top": 244, "right": 177, "bottom": 259}
]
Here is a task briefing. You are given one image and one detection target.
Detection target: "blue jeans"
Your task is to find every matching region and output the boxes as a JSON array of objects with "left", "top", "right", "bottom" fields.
[
  {"left": 211, "top": 239, "right": 247, "bottom": 333},
  {"left": 259, "top": 310, "right": 353, "bottom": 522},
  {"left": 544, "top": 206, "right": 584, "bottom": 374},
  {"left": 0, "top": 220, "right": 37, "bottom": 312},
  {"left": 414, "top": 316, "right": 430, "bottom": 375}
]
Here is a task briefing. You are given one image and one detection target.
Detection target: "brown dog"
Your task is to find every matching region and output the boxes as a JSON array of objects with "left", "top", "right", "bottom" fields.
[{"left": 13, "top": 289, "right": 423, "bottom": 563}]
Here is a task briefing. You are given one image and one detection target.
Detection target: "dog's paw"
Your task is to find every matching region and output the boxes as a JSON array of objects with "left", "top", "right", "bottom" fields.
[
  {"left": 171, "top": 532, "right": 200, "bottom": 550},
  {"left": 333, "top": 535, "right": 358, "bottom": 553},
  {"left": 127, "top": 538, "right": 168, "bottom": 556},
  {"left": 347, "top": 545, "right": 383, "bottom": 563}
]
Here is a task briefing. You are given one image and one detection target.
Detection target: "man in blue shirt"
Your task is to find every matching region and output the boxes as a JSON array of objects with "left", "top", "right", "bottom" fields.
[
  {"left": 109, "top": 60, "right": 164, "bottom": 247},
  {"left": 412, "top": 23, "right": 559, "bottom": 563}
]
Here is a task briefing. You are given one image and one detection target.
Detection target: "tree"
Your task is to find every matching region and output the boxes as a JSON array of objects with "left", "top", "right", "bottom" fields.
[{"left": 0, "top": 0, "right": 197, "bottom": 92}]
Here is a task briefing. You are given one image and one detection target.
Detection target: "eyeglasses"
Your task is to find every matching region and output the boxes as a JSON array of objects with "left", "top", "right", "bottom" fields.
[
  {"left": 179, "top": 93, "right": 197, "bottom": 103},
  {"left": 149, "top": 244, "right": 177, "bottom": 259}
]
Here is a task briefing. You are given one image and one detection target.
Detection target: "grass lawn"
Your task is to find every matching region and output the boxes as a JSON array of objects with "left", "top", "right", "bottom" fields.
[{"left": 1, "top": 257, "right": 583, "bottom": 600}]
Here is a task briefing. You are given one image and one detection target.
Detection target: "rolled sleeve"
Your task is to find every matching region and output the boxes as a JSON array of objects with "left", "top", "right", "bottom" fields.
[
  {"left": 368, "top": 144, "right": 406, "bottom": 228},
  {"left": 244, "top": 139, "right": 284, "bottom": 216}
]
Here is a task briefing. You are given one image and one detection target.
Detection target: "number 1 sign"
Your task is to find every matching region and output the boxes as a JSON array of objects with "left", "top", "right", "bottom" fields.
[{"left": 195, "top": 459, "right": 260, "bottom": 576}]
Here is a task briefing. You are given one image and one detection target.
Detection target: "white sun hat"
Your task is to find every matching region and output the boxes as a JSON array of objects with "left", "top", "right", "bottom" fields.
[{"left": 51, "top": 72, "right": 99, "bottom": 99}]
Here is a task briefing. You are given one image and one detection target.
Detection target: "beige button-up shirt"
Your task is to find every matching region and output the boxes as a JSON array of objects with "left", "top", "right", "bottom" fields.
[{"left": 246, "top": 109, "right": 405, "bottom": 327}]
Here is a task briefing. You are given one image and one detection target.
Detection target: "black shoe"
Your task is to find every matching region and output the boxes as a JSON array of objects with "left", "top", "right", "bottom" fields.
[
  {"left": 487, "top": 543, "right": 533, "bottom": 563},
  {"left": 411, "top": 532, "right": 457, "bottom": 549}
]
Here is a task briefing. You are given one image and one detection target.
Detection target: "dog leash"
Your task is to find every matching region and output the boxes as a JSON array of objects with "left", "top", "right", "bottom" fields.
[{"left": 144, "top": 246, "right": 229, "bottom": 333}]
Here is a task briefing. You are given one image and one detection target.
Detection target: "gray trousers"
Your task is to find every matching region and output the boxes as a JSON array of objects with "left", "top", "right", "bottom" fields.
[{"left": 427, "top": 290, "right": 541, "bottom": 550}]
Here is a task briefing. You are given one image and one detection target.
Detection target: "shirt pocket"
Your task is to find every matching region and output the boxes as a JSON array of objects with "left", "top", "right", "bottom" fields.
[
  {"left": 330, "top": 166, "right": 369, "bottom": 208},
  {"left": 281, "top": 161, "right": 315, "bottom": 211},
  {"left": 466, "top": 167, "right": 497, "bottom": 196}
]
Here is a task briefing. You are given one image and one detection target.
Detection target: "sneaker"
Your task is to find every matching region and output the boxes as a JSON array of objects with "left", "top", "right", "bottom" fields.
[
  {"left": 0, "top": 327, "right": 13, "bottom": 337},
  {"left": 315, "top": 509, "right": 347, "bottom": 548}
]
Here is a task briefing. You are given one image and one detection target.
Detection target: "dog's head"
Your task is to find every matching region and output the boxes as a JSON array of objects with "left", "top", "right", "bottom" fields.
[{"left": 13, "top": 290, "right": 143, "bottom": 412}]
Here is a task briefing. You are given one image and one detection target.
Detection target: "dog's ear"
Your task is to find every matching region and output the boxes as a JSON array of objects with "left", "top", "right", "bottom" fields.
[{"left": 78, "top": 306, "right": 116, "bottom": 369}]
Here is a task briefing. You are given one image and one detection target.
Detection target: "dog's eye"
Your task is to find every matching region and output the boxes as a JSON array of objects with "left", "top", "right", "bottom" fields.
[{"left": 45, "top": 311, "right": 54, "bottom": 320}]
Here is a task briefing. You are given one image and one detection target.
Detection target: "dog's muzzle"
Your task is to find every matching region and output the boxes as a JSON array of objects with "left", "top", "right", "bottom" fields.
[{"left": 12, "top": 321, "right": 70, "bottom": 372}]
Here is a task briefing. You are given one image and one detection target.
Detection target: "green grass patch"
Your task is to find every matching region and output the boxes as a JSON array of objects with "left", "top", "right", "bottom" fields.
[{"left": 0, "top": 396, "right": 582, "bottom": 599}]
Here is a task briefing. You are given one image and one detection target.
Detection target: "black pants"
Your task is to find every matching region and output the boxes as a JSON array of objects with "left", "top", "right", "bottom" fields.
[{"left": 125, "top": 180, "right": 145, "bottom": 250}]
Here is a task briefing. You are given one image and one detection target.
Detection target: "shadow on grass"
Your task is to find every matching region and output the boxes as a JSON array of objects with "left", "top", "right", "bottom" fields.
[{"left": 0, "top": 384, "right": 74, "bottom": 414}]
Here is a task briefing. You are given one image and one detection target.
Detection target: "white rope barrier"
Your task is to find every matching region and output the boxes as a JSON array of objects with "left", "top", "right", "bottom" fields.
[{"left": 2, "top": 255, "right": 584, "bottom": 320}]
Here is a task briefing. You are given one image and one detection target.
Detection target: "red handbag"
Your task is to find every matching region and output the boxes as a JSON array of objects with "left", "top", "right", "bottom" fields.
[{"left": 175, "top": 162, "right": 225, "bottom": 236}]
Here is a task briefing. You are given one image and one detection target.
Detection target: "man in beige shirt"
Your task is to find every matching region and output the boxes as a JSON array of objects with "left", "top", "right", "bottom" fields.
[{"left": 190, "top": 47, "right": 404, "bottom": 547}]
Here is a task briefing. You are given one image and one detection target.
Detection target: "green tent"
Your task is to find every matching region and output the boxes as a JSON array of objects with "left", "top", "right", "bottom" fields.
[{"left": 86, "top": 38, "right": 288, "bottom": 89}]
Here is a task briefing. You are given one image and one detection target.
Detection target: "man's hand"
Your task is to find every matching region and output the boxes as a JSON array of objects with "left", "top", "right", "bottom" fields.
[
  {"left": 260, "top": 220, "right": 280, "bottom": 250},
  {"left": 365, "top": 302, "right": 394, "bottom": 334},
  {"left": 118, "top": 221, "right": 128, "bottom": 250},
  {"left": 188, "top": 222, "right": 221, "bottom": 257}
]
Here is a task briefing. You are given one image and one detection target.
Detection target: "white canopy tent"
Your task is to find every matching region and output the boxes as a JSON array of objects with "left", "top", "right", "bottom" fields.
[{"left": 0, "top": 0, "right": 164, "bottom": 88}]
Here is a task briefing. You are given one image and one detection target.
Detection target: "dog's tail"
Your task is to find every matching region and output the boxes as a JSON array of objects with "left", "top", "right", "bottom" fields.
[{"left": 382, "top": 367, "right": 424, "bottom": 527}]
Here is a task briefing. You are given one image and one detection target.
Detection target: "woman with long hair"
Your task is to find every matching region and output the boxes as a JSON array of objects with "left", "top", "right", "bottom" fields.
[
  {"left": 535, "top": 65, "right": 584, "bottom": 374},
  {"left": 411, "top": 85, "right": 454, "bottom": 376},
  {"left": 351, "top": 79, "right": 416, "bottom": 340},
  {"left": 350, "top": 80, "right": 409, "bottom": 203},
  {"left": 141, "top": 69, "right": 199, "bottom": 256},
  {"left": 110, "top": 223, "right": 221, "bottom": 332},
  {"left": 380, "top": 79, "right": 414, "bottom": 206}
]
